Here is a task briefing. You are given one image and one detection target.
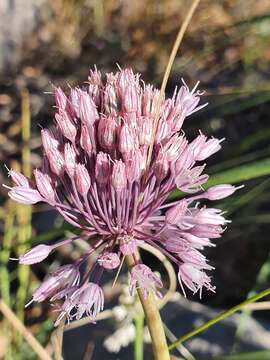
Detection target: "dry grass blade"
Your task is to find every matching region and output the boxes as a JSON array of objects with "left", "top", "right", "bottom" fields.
[
  {"left": 146, "top": 0, "right": 201, "bottom": 170},
  {"left": 0, "top": 300, "right": 52, "bottom": 360},
  {"left": 51, "top": 318, "right": 65, "bottom": 360}
]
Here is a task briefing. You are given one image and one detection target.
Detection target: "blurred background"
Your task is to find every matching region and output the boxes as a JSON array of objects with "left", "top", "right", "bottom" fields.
[{"left": 1, "top": 0, "right": 270, "bottom": 359}]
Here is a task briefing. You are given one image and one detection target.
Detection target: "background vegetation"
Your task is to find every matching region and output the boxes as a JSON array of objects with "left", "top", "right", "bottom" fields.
[{"left": 1, "top": 0, "right": 270, "bottom": 359}]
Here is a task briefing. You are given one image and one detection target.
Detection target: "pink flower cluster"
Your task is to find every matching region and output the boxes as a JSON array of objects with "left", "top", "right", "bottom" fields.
[{"left": 6, "top": 68, "right": 240, "bottom": 325}]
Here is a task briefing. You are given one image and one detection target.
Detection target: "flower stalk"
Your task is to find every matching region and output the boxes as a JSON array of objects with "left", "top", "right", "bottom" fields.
[{"left": 126, "top": 254, "right": 170, "bottom": 360}]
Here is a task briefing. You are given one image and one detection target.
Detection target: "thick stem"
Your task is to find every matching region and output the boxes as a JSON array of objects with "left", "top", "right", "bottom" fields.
[{"left": 126, "top": 255, "right": 170, "bottom": 360}]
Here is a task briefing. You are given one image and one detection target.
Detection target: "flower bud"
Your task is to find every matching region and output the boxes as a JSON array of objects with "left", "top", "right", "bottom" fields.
[
  {"left": 8, "top": 187, "right": 43, "bottom": 205},
  {"left": 8, "top": 169, "right": 30, "bottom": 187},
  {"left": 69, "top": 88, "right": 80, "bottom": 117},
  {"left": 112, "top": 160, "right": 126, "bottom": 191},
  {"left": 122, "top": 85, "right": 140, "bottom": 113},
  {"left": 104, "top": 83, "right": 118, "bottom": 115},
  {"left": 55, "top": 111, "right": 77, "bottom": 143},
  {"left": 196, "top": 137, "right": 223, "bottom": 161},
  {"left": 119, "top": 124, "right": 137, "bottom": 154},
  {"left": 79, "top": 90, "right": 99, "bottom": 126},
  {"left": 205, "top": 184, "right": 242, "bottom": 200},
  {"left": 95, "top": 152, "right": 110, "bottom": 186},
  {"left": 54, "top": 86, "right": 67, "bottom": 110},
  {"left": 75, "top": 164, "right": 91, "bottom": 196},
  {"left": 138, "top": 117, "right": 152, "bottom": 146},
  {"left": 126, "top": 150, "right": 143, "bottom": 183},
  {"left": 80, "top": 124, "right": 95, "bottom": 154},
  {"left": 165, "top": 200, "right": 188, "bottom": 225},
  {"left": 47, "top": 148, "right": 64, "bottom": 176},
  {"left": 98, "top": 252, "right": 120, "bottom": 269},
  {"left": 19, "top": 244, "right": 53, "bottom": 265},
  {"left": 41, "top": 128, "right": 59, "bottom": 154},
  {"left": 98, "top": 115, "right": 117, "bottom": 150},
  {"left": 34, "top": 169, "right": 55, "bottom": 205},
  {"left": 64, "top": 143, "right": 77, "bottom": 177}
]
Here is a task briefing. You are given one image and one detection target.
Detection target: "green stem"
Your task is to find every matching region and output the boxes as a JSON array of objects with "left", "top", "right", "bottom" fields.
[
  {"left": 169, "top": 287, "right": 270, "bottom": 350},
  {"left": 126, "top": 255, "right": 170, "bottom": 360},
  {"left": 134, "top": 314, "right": 144, "bottom": 360}
]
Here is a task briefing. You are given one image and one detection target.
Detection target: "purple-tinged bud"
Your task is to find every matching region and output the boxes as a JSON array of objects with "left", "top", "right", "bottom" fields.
[
  {"left": 88, "top": 68, "right": 102, "bottom": 105},
  {"left": 156, "top": 119, "right": 170, "bottom": 144},
  {"left": 95, "top": 152, "right": 110, "bottom": 186},
  {"left": 79, "top": 90, "right": 99, "bottom": 126},
  {"left": 189, "top": 134, "right": 207, "bottom": 159},
  {"left": 119, "top": 124, "right": 137, "bottom": 154},
  {"left": 205, "top": 184, "right": 242, "bottom": 200},
  {"left": 126, "top": 150, "right": 143, "bottom": 183},
  {"left": 164, "top": 134, "right": 186, "bottom": 162},
  {"left": 80, "top": 124, "right": 94, "bottom": 154},
  {"left": 138, "top": 117, "right": 152, "bottom": 146},
  {"left": 69, "top": 88, "right": 80, "bottom": 117},
  {"left": 98, "top": 115, "right": 117, "bottom": 150},
  {"left": 196, "top": 137, "right": 223, "bottom": 161},
  {"left": 104, "top": 83, "right": 118, "bottom": 115},
  {"left": 8, "top": 187, "right": 43, "bottom": 205},
  {"left": 54, "top": 86, "right": 68, "bottom": 110},
  {"left": 41, "top": 128, "right": 59, "bottom": 154},
  {"left": 153, "top": 153, "right": 169, "bottom": 182},
  {"left": 47, "top": 149, "right": 64, "bottom": 176},
  {"left": 165, "top": 200, "right": 188, "bottom": 225},
  {"left": 8, "top": 169, "right": 30, "bottom": 187},
  {"left": 98, "top": 252, "right": 120, "bottom": 269},
  {"left": 64, "top": 143, "right": 77, "bottom": 177},
  {"left": 55, "top": 111, "right": 77, "bottom": 143},
  {"left": 34, "top": 169, "right": 55, "bottom": 205},
  {"left": 112, "top": 160, "right": 126, "bottom": 191},
  {"left": 122, "top": 85, "right": 140, "bottom": 113},
  {"left": 19, "top": 244, "right": 53, "bottom": 265},
  {"left": 142, "top": 85, "right": 154, "bottom": 116},
  {"left": 75, "top": 164, "right": 91, "bottom": 196}
]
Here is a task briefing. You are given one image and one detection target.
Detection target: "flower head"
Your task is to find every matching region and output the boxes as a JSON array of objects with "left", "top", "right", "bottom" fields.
[{"left": 6, "top": 68, "right": 240, "bottom": 324}]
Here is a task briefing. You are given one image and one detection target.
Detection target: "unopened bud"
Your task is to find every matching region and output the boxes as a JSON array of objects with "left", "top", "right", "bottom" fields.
[
  {"left": 95, "top": 152, "right": 110, "bottom": 186},
  {"left": 19, "top": 244, "right": 53, "bottom": 265},
  {"left": 75, "top": 164, "right": 91, "bottom": 196},
  {"left": 8, "top": 169, "right": 30, "bottom": 187},
  {"left": 55, "top": 111, "right": 77, "bottom": 143},
  {"left": 80, "top": 124, "right": 94, "bottom": 154},
  {"left": 54, "top": 86, "right": 67, "bottom": 110},
  {"left": 34, "top": 169, "right": 55, "bottom": 205},
  {"left": 119, "top": 124, "right": 137, "bottom": 154},
  {"left": 98, "top": 252, "right": 120, "bottom": 269},
  {"left": 79, "top": 90, "right": 99, "bottom": 126},
  {"left": 205, "top": 184, "right": 242, "bottom": 200},
  {"left": 64, "top": 143, "right": 77, "bottom": 177},
  {"left": 8, "top": 187, "right": 43, "bottom": 205},
  {"left": 98, "top": 115, "right": 117, "bottom": 150},
  {"left": 47, "top": 149, "right": 64, "bottom": 176},
  {"left": 112, "top": 160, "right": 126, "bottom": 191}
]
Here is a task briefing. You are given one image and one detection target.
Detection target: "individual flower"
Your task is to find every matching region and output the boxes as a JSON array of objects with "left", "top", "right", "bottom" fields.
[{"left": 6, "top": 67, "right": 240, "bottom": 324}]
